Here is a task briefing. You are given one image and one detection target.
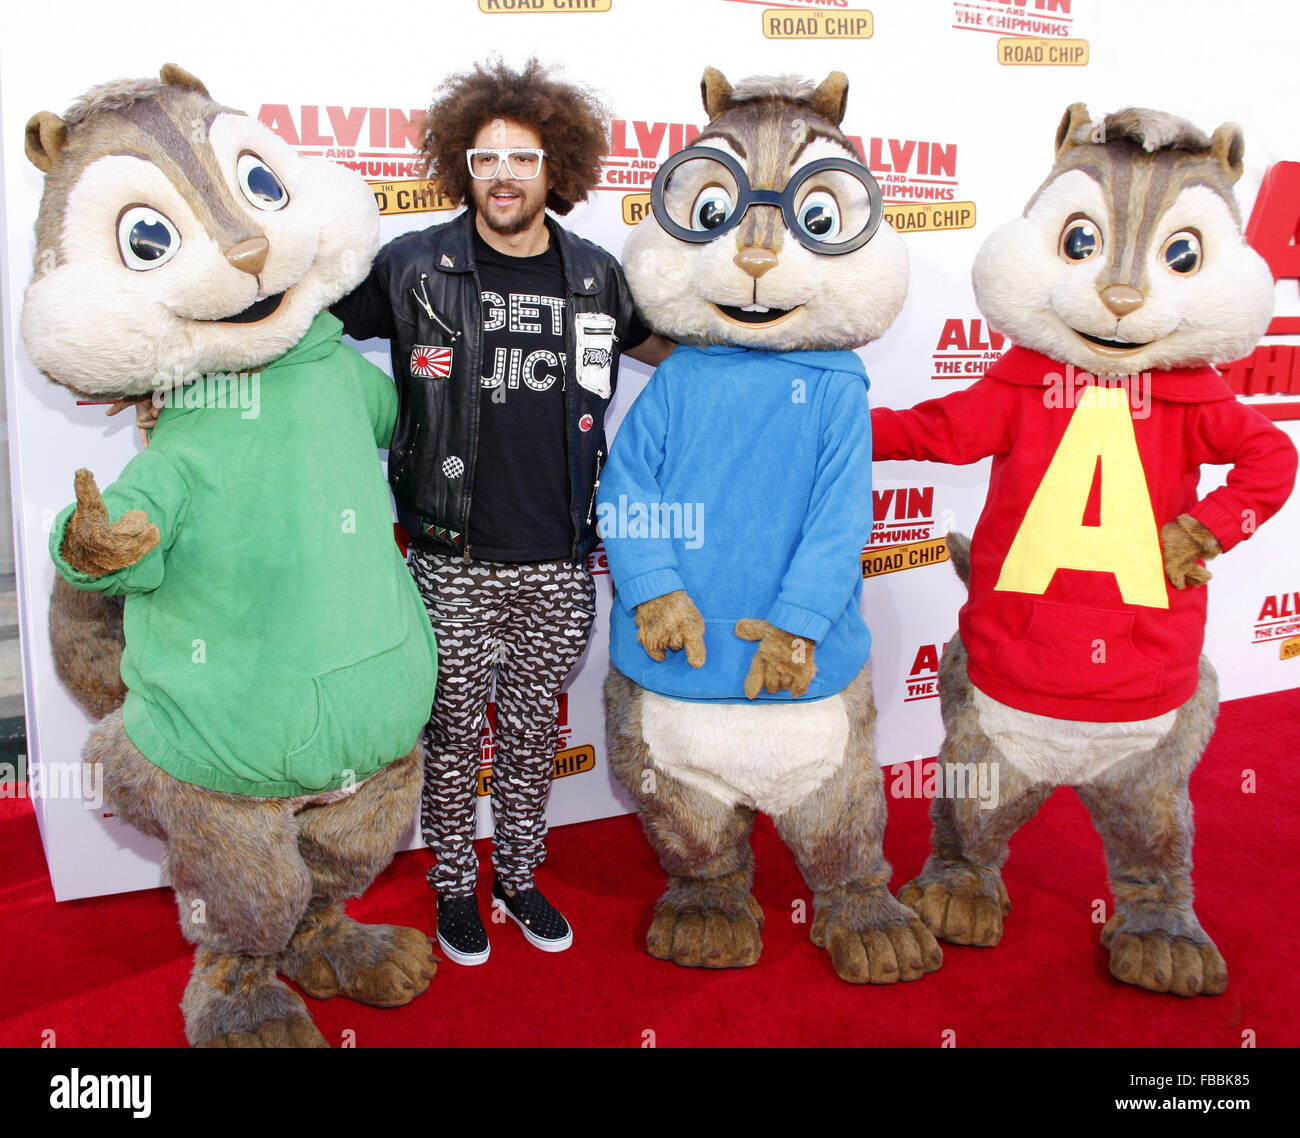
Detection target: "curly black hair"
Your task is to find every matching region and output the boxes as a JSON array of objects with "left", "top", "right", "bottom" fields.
[{"left": 418, "top": 57, "right": 610, "bottom": 215}]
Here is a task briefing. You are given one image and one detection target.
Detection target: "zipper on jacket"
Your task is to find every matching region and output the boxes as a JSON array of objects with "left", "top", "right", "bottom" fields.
[
  {"left": 586, "top": 447, "right": 604, "bottom": 527},
  {"left": 396, "top": 419, "right": 421, "bottom": 486},
  {"left": 411, "top": 274, "right": 461, "bottom": 342},
  {"left": 410, "top": 259, "right": 469, "bottom": 561},
  {"left": 461, "top": 265, "right": 485, "bottom": 563},
  {"left": 566, "top": 292, "right": 580, "bottom": 565},
  {"left": 396, "top": 272, "right": 455, "bottom": 494}
]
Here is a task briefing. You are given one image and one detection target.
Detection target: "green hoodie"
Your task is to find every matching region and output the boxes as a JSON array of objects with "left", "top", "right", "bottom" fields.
[{"left": 51, "top": 312, "right": 438, "bottom": 796}]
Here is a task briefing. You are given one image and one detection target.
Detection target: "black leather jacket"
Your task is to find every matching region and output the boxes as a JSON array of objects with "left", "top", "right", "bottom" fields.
[{"left": 333, "top": 209, "right": 640, "bottom": 563}]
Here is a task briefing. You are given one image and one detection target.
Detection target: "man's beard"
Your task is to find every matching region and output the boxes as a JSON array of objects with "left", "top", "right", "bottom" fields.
[{"left": 479, "top": 181, "right": 546, "bottom": 236}]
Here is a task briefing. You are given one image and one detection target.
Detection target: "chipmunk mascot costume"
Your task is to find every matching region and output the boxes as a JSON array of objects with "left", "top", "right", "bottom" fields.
[
  {"left": 600, "top": 70, "right": 942, "bottom": 985},
  {"left": 23, "top": 65, "right": 439, "bottom": 1046},
  {"left": 874, "top": 105, "right": 1296, "bottom": 995}
]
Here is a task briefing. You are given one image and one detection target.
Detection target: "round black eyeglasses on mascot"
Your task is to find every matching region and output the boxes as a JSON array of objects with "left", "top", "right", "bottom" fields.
[{"left": 650, "top": 147, "right": 884, "bottom": 255}]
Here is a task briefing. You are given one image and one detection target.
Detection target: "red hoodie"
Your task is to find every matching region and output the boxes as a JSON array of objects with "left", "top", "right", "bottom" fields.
[{"left": 872, "top": 346, "right": 1297, "bottom": 721}]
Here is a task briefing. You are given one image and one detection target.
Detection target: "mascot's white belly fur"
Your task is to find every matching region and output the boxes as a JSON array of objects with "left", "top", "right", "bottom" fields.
[
  {"left": 972, "top": 687, "right": 1175, "bottom": 785},
  {"left": 641, "top": 691, "right": 849, "bottom": 815}
]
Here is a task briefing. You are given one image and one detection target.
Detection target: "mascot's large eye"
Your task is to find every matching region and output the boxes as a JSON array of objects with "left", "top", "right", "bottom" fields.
[
  {"left": 237, "top": 153, "right": 289, "bottom": 211},
  {"left": 691, "top": 187, "right": 733, "bottom": 231},
  {"left": 797, "top": 191, "right": 841, "bottom": 240},
  {"left": 116, "top": 206, "right": 180, "bottom": 270},
  {"left": 1161, "top": 230, "right": 1202, "bottom": 276},
  {"left": 1059, "top": 216, "right": 1101, "bottom": 262}
]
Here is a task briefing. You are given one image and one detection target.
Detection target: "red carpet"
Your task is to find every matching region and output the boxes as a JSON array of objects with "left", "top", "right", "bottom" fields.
[{"left": 2, "top": 687, "right": 1296, "bottom": 1048}]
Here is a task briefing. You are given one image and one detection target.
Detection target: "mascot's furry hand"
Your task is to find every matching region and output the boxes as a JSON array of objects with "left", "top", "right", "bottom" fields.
[
  {"left": 61, "top": 468, "right": 159, "bottom": 578},
  {"left": 636, "top": 590, "right": 706, "bottom": 667},
  {"left": 1161, "top": 513, "right": 1223, "bottom": 589},
  {"left": 735, "top": 619, "right": 817, "bottom": 699}
]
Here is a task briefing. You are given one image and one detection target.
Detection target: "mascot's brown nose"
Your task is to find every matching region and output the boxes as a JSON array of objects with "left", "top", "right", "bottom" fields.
[
  {"left": 226, "top": 236, "right": 269, "bottom": 276},
  {"left": 1099, "top": 283, "right": 1145, "bottom": 317},
  {"left": 734, "top": 247, "right": 778, "bottom": 279}
]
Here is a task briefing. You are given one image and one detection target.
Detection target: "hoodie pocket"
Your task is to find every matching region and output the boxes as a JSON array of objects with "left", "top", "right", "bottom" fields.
[
  {"left": 991, "top": 601, "right": 1166, "bottom": 704},
  {"left": 286, "top": 634, "right": 431, "bottom": 791}
]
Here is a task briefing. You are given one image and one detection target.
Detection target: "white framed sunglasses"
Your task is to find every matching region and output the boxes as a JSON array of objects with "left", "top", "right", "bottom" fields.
[{"left": 465, "top": 148, "right": 547, "bottom": 180}]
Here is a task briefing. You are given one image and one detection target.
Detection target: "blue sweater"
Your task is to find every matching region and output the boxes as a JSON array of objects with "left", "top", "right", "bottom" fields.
[{"left": 598, "top": 344, "right": 874, "bottom": 702}]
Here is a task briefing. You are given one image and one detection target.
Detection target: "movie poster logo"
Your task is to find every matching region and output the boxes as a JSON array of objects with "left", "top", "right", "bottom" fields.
[
  {"left": 611, "top": 120, "right": 973, "bottom": 234},
  {"left": 861, "top": 485, "right": 951, "bottom": 578},
  {"left": 622, "top": 195, "right": 653, "bottom": 225},
  {"left": 931, "top": 317, "right": 1006, "bottom": 380},
  {"left": 477, "top": 0, "right": 611, "bottom": 10},
  {"left": 869, "top": 137, "right": 976, "bottom": 234},
  {"left": 586, "top": 542, "right": 611, "bottom": 577},
  {"left": 717, "top": 1, "right": 871, "bottom": 43},
  {"left": 718, "top": 0, "right": 854, "bottom": 10},
  {"left": 607, "top": 119, "right": 703, "bottom": 223},
  {"left": 950, "top": 0, "right": 1089, "bottom": 67},
  {"left": 370, "top": 181, "right": 455, "bottom": 216},
  {"left": 997, "top": 38, "right": 1087, "bottom": 65},
  {"left": 903, "top": 642, "right": 947, "bottom": 704},
  {"left": 258, "top": 103, "right": 455, "bottom": 216},
  {"left": 1221, "top": 162, "right": 1300, "bottom": 422},
  {"left": 612, "top": 113, "right": 973, "bottom": 235},
  {"left": 761, "top": 7, "right": 872, "bottom": 39},
  {"left": 1253, "top": 593, "right": 1300, "bottom": 660},
  {"left": 477, "top": 693, "right": 596, "bottom": 795}
]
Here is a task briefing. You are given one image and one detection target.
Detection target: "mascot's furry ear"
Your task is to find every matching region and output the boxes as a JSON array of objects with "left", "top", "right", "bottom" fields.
[
  {"left": 1210, "top": 122, "right": 1245, "bottom": 184},
  {"left": 158, "top": 62, "right": 210, "bottom": 98},
  {"left": 24, "top": 112, "right": 68, "bottom": 173},
  {"left": 808, "top": 71, "right": 849, "bottom": 127},
  {"left": 700, "top": 67, "right": 850, "bottom": 127},
  {"left": 1052, "top": 100, "right": 1244, "bottom": 185},
  {"left": 24, "top": 63, "right": 211, "bottom": 173},
  {"left": 701, "top": 67, "right": 734, "bottom": 121},
  {"left": 1054, "top": 102, "right": 1092, "bottom": 158}
]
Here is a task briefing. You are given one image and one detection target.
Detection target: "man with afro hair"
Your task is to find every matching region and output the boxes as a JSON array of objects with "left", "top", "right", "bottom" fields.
[{"left": 334, "top": 58, "right": 671, "bottom": 967}]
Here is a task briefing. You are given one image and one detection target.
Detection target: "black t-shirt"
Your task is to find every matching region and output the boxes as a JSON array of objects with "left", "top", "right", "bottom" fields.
[{"left": 468, "top": 232, "right": 574, "bottom": 561}]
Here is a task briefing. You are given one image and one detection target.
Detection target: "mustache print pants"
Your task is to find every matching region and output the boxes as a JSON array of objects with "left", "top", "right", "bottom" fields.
[{"left": 408, "top": 550, "right": 597, "bottom": 896}]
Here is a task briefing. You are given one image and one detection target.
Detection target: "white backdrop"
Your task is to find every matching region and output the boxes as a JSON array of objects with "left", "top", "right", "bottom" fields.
[{"left": 2, "top": 0, "right": 1297, "bottom": 899}]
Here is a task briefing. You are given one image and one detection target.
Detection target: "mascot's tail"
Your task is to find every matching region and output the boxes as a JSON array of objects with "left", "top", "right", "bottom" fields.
[
  {"left": 48, "top": 577, "right": 126, "bottom": 719},
  {"left": 946, "top": 532, "right": 971, "bottom": 588}
]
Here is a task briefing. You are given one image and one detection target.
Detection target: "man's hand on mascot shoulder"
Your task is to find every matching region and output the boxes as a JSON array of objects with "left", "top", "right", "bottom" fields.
[
  {"left": 624, "top": 335, "right": 676, "bottom": 367},
  {"left": 107, "top": 394, "right": 158, "bottom": 447}
]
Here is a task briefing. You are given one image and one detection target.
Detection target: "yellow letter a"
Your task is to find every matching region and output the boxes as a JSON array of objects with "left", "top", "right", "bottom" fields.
[{"left": 995, "top": 385, "right": 1168, "bottom": 609}]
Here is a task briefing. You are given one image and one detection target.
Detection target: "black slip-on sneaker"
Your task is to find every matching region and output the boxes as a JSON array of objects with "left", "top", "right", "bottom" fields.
[
  {"left": 436, "top": 893, "right": 490, "bottom": 965},
  {"left": 492, "top": 877, "right": 573, "bottom": 953}
]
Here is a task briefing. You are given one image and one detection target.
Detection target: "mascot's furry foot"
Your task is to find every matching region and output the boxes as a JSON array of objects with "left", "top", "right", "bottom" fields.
[
  {"left": 184, "top": 950, "right": 328, "bottom": 1048},
  {"left": 1100, "top": 910, "right": 1227, "bottom": 996},
  {"left": 899, "top": 857, "right": 1012, "bottom": 947},
  {"left": 646, "top": 873, "right": 765, "bottom": 969},
  {"left": 277, "top": 902, "right": 436, "bottom": 1007},
  {"left": 811, "top": 886, "right": 943, "bottom": 984}
]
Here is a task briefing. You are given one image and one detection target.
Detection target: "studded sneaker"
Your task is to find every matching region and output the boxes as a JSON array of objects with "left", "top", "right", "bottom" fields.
[
  {"left": 492, "top": 877, "right": 573, "bottom": 952},
  {"left": 436, "top": 893, "right": 490, "bottom": 966}
]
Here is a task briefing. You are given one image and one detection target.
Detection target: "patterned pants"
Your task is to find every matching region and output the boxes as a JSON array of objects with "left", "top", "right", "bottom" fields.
[{"left": 408, "top": 551, "right": 596, "bottom": 896}]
